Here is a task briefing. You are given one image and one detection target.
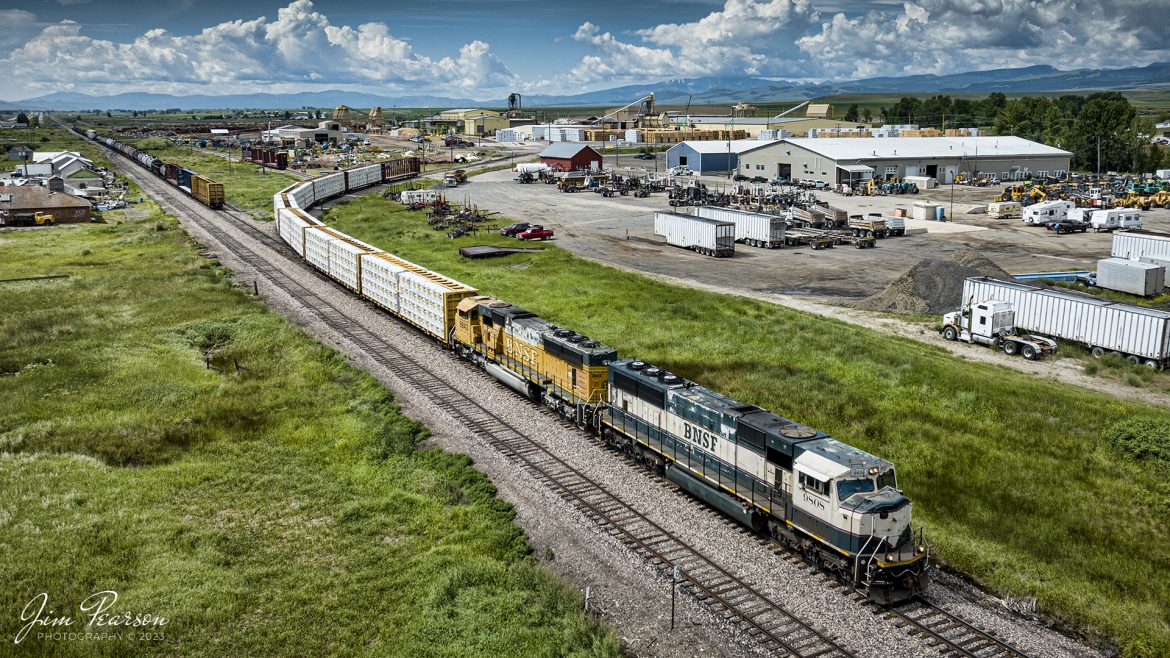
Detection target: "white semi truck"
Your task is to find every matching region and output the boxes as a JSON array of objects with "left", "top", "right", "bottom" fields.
[
  {"left": 942, "top": 277, "right": 1170, "bottom": 368},
  {"left": 940, "top": 299, "right": 1056, "bottom": 360}
]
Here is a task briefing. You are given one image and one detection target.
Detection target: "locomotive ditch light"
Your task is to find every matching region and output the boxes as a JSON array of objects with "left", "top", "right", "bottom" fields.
[
  {"left": 917, "top": 544, "right": 926, "bottom": 554},
  {"left": 886, "top": 553, "right": 895, "bottom": 562}
]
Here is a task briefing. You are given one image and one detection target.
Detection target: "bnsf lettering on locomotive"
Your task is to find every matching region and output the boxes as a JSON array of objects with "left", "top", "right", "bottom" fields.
[{"left": 683, "top": 422, "right": 718, "bottom": 452}]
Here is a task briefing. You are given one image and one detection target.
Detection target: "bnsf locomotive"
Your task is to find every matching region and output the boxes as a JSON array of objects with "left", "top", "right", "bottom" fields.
[{"left": 269, "top": 165, "right": 929, "bottom": 604}]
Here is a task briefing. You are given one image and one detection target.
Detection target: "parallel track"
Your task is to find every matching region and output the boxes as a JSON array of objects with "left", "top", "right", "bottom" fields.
[
  {"left": 877, "top": 599, "right": 1029, "bottom": 658},
  {"left": 99, "top": 142, "right": 856, "bottom": 658}
]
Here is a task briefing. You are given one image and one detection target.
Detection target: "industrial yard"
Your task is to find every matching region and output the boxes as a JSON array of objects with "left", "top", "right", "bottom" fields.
[{"left": 5, "top": 2, "right": 1170, "bottom": 658}]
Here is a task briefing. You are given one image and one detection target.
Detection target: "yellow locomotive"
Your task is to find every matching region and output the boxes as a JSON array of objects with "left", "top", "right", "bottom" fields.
[{"left": 452, "top": 296, "right": 615, "bottom": 426}]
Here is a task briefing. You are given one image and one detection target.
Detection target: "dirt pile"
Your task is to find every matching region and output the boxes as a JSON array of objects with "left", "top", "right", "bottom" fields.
[{"left": 854, "top": 249, "right": 1014, "bottom": 315}]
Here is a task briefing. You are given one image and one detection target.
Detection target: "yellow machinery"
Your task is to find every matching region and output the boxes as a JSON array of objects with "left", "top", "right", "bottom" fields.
[
  {"left": 996, "top": 184, "right": 1028, "bottom": 202},
  {"left": 33, "top": 212, "right": 54, "bottom": 226},
  {"left": 452, "top": 296, "right": 615, "bottom": 423}
]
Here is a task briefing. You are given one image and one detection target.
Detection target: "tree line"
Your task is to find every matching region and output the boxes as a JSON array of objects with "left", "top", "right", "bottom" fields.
[{"left": 841, "top": 92, "right": 1167, "bottom": 174}]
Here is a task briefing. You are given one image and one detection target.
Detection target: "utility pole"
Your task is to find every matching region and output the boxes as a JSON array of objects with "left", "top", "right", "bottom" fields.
[{"left": 1096, "top": 136, "right": 1101, "bottom": 178}]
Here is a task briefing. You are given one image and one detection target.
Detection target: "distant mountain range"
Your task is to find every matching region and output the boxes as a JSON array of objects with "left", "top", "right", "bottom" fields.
[{"left": 3, "top": 62, "right": 1168, "bottom": 112}]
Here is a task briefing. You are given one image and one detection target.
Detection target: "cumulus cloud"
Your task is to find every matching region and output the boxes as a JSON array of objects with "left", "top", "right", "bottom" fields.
[
  {"left": 562, "top": 0, "right": 1170, "bottom": 84},
  {"left": 563, "top": 0, "right": 820, "bottom": 84},
  {"left": 0, "top": 0, "right": 516, "bottom": 97}
]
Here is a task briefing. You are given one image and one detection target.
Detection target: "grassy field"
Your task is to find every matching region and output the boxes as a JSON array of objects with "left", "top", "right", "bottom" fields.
[
  {"left": 319, "top": 194, "right": 1170, "bottom": 657},
  {"left": 0, "top": 207, "right": 620, "bottom": 656}
]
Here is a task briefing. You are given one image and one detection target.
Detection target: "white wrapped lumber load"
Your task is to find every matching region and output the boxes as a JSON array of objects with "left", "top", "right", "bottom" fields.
[
  {"left": 303, "top": 227, "right": 337, "bottom": 273},
  {"left": 346, "top": 164, "right": 382, "bottom": 190},
  {"left": 312, "top": 172, "right": 346, "bottom": 200},
  {"left": 328, "top": 234, "right": 378, "bottom": 292},
  {"left": 277, "top": 209, "right": 313, "bottom": 256},
  {"left": 360, "top": 253, "right": 409, "bottom": 315},
  {"left": 692, "top": 206, "right": 785, "bottom": 248},
  {"left": 962, "top": 277, "right": 1170, "bottom": 366}
]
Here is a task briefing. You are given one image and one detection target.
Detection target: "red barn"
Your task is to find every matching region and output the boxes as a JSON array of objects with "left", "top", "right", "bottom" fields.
[{"left": 539, "top": 143, "right": 603, "bottom": 172}]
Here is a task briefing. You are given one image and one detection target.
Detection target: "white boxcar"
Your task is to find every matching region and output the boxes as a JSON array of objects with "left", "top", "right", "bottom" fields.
[
  {"left": 692, "top": 206, "right": 785, "bottom": 248},
  {"left": 962, "top": 276, "right": 1170, "bottom": 366},
  {"left": 346, "top": 164, "right": 382, "bottom": 191},
  {"left": 312, "top": 173, "right": 346, "bottom": 201},
  {"left": 1112, "top": 230, "right": 1170, "bottom": 261},
  {"left": 1097, "top": 258, "right": 1165, "bottom": 297},
  {"left": 654, "top": 212, "right": 734, "bottom": 257},
  {"left": 328, "top": 234, "right": 379, "bottom": 292},
  {"left": 302, "top": 227, "right": 337, "bottom": 273}
]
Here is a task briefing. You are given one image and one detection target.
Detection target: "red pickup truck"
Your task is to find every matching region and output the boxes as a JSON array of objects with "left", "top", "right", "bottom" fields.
[{"left": 516, "top": 225, "right": 554, "bottom": 240}]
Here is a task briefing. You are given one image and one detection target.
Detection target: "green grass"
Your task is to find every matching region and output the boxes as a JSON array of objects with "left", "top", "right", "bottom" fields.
[
  {"left": 0, "top": 208, "right": 620, "bottom": 657},
  {"left": 320, "top": 194, "right": 1170, "bottom": 657}
]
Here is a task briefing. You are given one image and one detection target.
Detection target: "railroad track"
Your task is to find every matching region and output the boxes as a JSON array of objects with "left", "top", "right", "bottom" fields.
[
  {"left": 875, "top": 598, "right": 1030, "bottom": 658},
  {"left": 98, "top": 145, "right": 856, "bottom": 658}
]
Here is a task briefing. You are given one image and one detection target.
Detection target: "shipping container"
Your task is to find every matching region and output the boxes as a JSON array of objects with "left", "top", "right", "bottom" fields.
[
  {"left": 1096, "top": 258, "right": 1165, "bottom": 296},
  {"left": 692, "top": 206, "right": 784, "bottom": 248},
  {"left": 654, "top": 212, "right": 734, "bottom": 257},
  {"left": 190, "top": 174, "right": 225, "bottom": 209},
  {"left": 1112, "top": 230, "right": 1170, "bottom": 261},
  {"left": 962, "top": 276, "right": 1170, "bottom": 365}
]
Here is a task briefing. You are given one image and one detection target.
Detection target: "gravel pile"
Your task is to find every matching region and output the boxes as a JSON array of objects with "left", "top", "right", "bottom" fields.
[
  {"left": 854, "top": 249, "right": 1013, "bottom": 315},
  {"left": 147, "top": 164, "right": 1102, "bottom": 658}
]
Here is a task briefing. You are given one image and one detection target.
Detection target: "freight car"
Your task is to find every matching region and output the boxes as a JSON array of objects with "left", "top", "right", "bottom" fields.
[
  {"left": 269, "top": 162, "right": 930, "bottom": 605},
  {"left": 75, "top": 127, "right": 229, "bottom": 211}
]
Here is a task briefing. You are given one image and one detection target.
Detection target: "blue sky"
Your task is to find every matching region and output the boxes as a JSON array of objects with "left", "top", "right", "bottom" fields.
[{"left": 1, "top": 0, "right": 1167, "bottom": 100}]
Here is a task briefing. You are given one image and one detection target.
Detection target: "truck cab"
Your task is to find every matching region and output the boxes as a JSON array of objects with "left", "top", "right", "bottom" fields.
[{"left": 941, "top": 300, "right": 1056, "bottom": 360}]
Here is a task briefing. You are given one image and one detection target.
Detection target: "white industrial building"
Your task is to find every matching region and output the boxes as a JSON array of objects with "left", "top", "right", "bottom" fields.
[{"left": 736, "top": 136, "right": 1072, "bottom": 186}]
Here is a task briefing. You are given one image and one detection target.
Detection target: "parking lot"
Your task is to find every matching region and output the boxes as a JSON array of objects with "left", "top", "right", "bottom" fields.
[{"left": 457, "top": 163, "right": 1170, "bottom": 305}]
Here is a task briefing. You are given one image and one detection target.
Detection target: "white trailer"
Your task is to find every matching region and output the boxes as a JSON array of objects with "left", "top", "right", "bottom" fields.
[
  {"left": 1112, "top": 230, "right": 1170, "bottom": 261},
  {"left": 692, "top": 206, "right": 785, "bottom": 248},
  {"left": 955, "top": 276, "right": 1170, "bottom": 368},
  {"left": 653, "top": 212, "right": 734, "bottom": 257},
  {"left": 1096, "top": 258, "right": 1165, "bottom": 297},
  {"left": 987, "top": 201, "right": 1022, "bottom": 220},
  {"left": 1089, "top": 208, "right": 1141, "bottom": 232},
  {"left": 399, "top": 189, "right": 440, "bottom": 205},
  {"left": 1022, "top": 200, "right": 1075, "bottom": 225}
]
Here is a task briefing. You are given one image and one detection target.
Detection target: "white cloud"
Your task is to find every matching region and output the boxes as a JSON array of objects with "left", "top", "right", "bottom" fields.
[
  {"left": 560, "top": 0, "right": 1170, "bottom": 86},
  {"left": 798, "top": 0, "right": 1170, "bottom": 77},
  {"left": 0, "top": 0, "right": 517, "bottom": 98}
]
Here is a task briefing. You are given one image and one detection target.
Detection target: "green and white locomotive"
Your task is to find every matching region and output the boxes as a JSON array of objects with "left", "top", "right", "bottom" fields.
[{"left": 601, "top": 359, "right": 929, "bottom": 604}]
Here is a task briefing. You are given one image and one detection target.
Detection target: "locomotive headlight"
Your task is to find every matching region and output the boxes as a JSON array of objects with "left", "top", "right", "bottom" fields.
[
  {"left": 868, "top": 466, "right": 879, "bottom": 475},
  {"left": 917, "top": 544, "right": 926, "bottom": 554},
  {"left": 886, "top": 553, "right": 895, "bottom": 562}
]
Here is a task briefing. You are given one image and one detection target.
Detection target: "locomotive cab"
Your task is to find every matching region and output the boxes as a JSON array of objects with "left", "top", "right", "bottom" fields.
[{"left": 791, "top": 442, "right": 928, "bottom": 603}]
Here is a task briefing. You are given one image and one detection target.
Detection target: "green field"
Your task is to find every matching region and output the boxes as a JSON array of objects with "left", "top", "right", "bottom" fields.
[
  {"left": 0, "top": 206, "right": 620, "bottom": 656},
  {"left": 319, "top": 194, "right": 1170, "bottom": 657}
]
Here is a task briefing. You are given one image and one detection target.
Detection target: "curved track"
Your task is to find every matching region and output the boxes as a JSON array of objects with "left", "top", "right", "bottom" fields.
[{"left": 97, "top": 139, "right": 856, "bottom": 658}]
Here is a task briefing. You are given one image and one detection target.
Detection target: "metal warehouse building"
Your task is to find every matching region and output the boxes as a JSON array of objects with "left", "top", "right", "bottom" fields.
[
  {"left": 736, "top": 136, "right": 1073, "bottom": 186},
  {"left": 666, "top": 140, "right": 776, "bottom": 174}
]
